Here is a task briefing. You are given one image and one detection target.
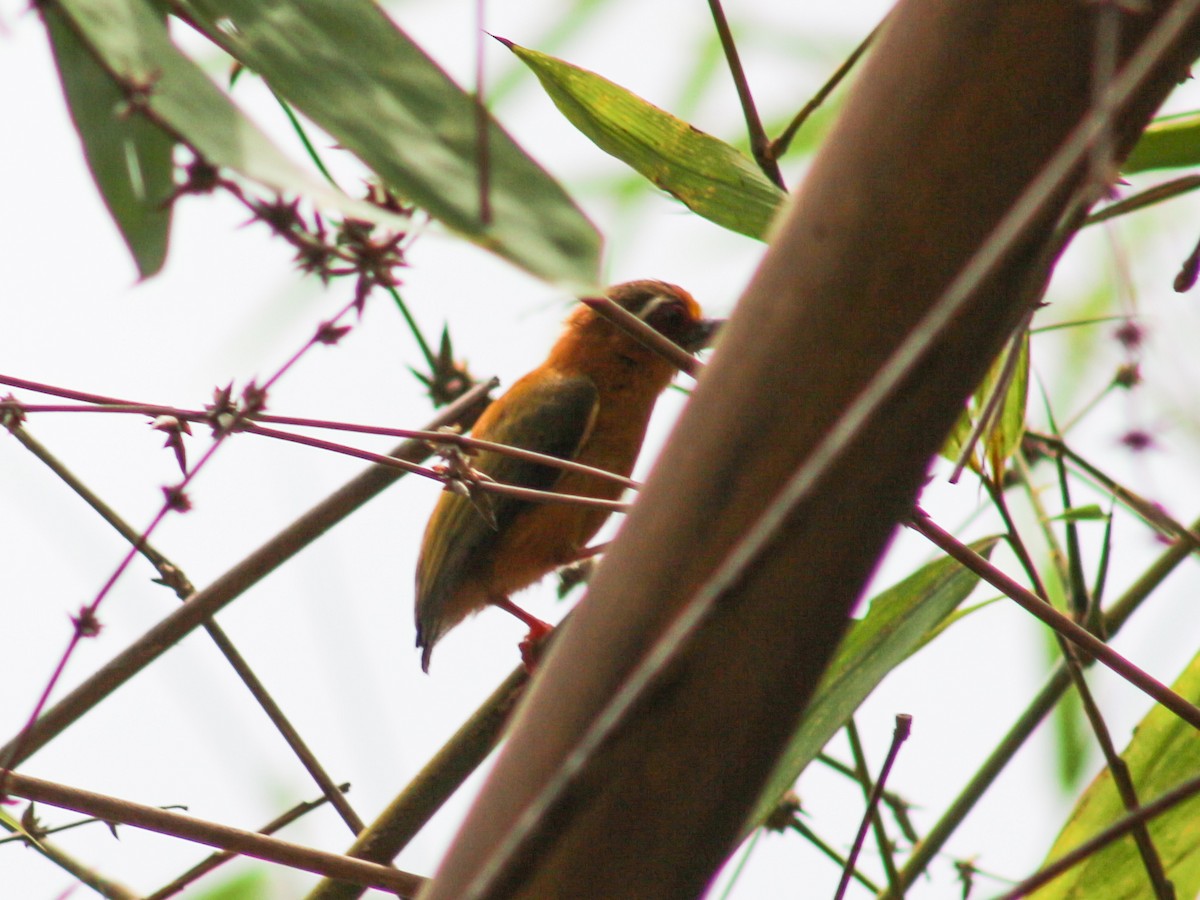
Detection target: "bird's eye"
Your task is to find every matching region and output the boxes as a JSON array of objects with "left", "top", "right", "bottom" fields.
[{"left": 643, "top": 298, "right": 688, "bottom": 333}]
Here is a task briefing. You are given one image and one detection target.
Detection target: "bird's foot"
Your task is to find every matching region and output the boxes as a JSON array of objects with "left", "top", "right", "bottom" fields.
[
  {"left": 518, "top": 619, "right": 554, "bottom": 672},
  {"left": 490, "top": 595, "right": 554, "bottom": 672}
]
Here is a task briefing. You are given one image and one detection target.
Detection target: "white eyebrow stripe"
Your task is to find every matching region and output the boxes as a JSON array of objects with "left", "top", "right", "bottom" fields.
[{"left": 635, "top": 294, "right": 671, "bottom": 321}]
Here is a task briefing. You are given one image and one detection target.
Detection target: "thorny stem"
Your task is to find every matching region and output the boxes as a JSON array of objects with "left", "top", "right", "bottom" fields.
[
  {"left": 1, "top": 379, "right": 641, "bottom": 491},
  {"left": 0, "top": 806, "right": 141, "bottom": 899},
  {"left": 146, "top": 785, "right": 352, "bottom": 900},
  {"left": 7, "top": 424, "right": 367, "bottom": 834},
  {"left": 0, "top": 297, "right": 362, "bottom": 789},
  {"left": 241, "top": 421, "right": 630, "bottom": 514},
  {"left": 0, "top": 374, "right": 494, "bottom": 771}
]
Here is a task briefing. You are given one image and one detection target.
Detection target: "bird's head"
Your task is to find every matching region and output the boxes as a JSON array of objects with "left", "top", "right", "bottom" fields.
[{"left": 604, "top": 280, "right": 722, "bottom": 353}]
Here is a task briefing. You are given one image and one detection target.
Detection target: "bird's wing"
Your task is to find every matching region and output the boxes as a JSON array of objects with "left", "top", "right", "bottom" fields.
[
  {"left": 415, "top": 372, "right": 598, "bottom": 649},
  {"left": 475, "top": 371, "right": 600, "bottom": 531}
]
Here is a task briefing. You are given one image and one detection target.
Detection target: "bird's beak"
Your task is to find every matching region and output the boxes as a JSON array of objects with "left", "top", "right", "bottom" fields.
[{"left": 680, "top": 317, "right": 726, "bottom": 353}]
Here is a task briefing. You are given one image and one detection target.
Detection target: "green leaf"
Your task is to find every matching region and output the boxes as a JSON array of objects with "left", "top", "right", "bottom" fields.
[
  {"left": 942, "top": 329, "right": 1030, "bottom": 475},
  {"left": 503, "top": 39, "right": 787, "bottom": 241},
  {"left": 1123, "top": 111, "right": 1200, "bottom": 174},
  {"left": 42, "top": 3, "right": 174, "bottom": 278},
  {"left": 1048, "top": 505, "right": 1108, "bottom": 523},
  {"left": 1032, "top": 649, "right": 1200, "bottom": 899},
  {"left": 191, "top": 868, "right": 271, "bottom": 899},
  {"left": 175, "top": 1, "right": 601, "bottom": 287},
  {"left": 746, "top": 538, "right": 999, "bottom": 831},
  {"left": 51, "top": 0, "right": 416, "bottom": 247}
]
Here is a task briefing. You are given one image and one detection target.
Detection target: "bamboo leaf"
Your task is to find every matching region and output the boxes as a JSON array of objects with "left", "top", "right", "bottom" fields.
[
  {"left": 747, "top": 538, "right": 999, "bottom": 830},
  {"left": 942, "top": 329, "right": 1030, "bottom": 475},
  {"left": 51, "top": 0, "right": 389, "bottom": 222},
  {"left": 177, "top": 0, "right": 601, "bottom": 286},
  {"left": 502, "top": 38, "right": 787, "bottom": 240},
  {"left": 1032, "top": 650, "right": 1200, "bottom": 898},
  {"left": 42, "top": 2, "right": 174, "bottom": 278},
  {"left": 1123, "top": 111, "right": 1200, "bottom": 174}
]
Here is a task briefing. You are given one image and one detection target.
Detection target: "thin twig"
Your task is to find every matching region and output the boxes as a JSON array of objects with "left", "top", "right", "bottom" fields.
[
  {"left": 474, "top": 0, "right": 492, "bottom": 223},
  {"left": 1, "top": 807, "right": 139, "bottom": 900},
  {"left": 1025, "top": 431, "right": 1200, "bottom": 551},
  {"left": 997, "top": 773, "right": 1200, "bottom": 900},
  {"left": 306, "top": 667, "right": 529, "bottom": 900},
  {"left": 0, "top": 770, "right": 421, "bottom": 896},
  {"left": 0, "top": 297, "right": 363, "bottom": 788},
  {"left": 0, "top": 380, "right": 494, "bottom": 769},
  {"left": 835, "top": 715, "right": 911, "bottom": 900},
  {"left": 7, "top": 425, "right": 365, "bottom": 835},
  {"left": 1, "top": 387, "right": 641, "bottom": 491},
  {"left": 268, "top": 85, "right": 341, "bottom": 190},
  {"left": 579, "top": 296, "right": 704, "bottom": 377},
  {"left": 387, "top": 285, "right": 441, "bottom": 377},
  {"left": 987, "top": 471, "right": 1163, "bottom": 881},
  {"left": 706, "top": 0, "right": 784, "bottom": 188},
  {"left": 888, "top": 514, "right": 1200, "bottom": 895},
  {"left": 769, "top": 20, "right": 881, "bottom": 161},
  {"left": 844, "top": 720, "right": 902, "bottom": 893},
  {"left": 1083, "top": 175, "right": 1200, "bottom": 226},
  {"left": 1038, "top": 461, "right": 1172, "bottom": 897},
  {"left": 908, "top": 510, "right": 1200, "bottom": 730},
  {"left": 789, "top": 818, "right": 882, "bottom": 894},
  {"left": 146, "top": 785, "right": 352, "bottom": 900},
  {"left": 816, "top": 753, "right": 917, "bottom": 843},
  {"left": 240, "top": 421, "right": 630, "bottom": 513}
]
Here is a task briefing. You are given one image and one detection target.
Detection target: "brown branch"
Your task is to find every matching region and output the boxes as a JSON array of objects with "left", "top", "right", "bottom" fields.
[
  {"left": 147, "top": 786, "right": 351, "bottom": 900},
  {"left": 985, "top": 476, "right": 1171, "bottom": 894},
  {"left": 306, "top": 667, "right": 529, "bottom": 900},
  {"left": 835, "top": 715, "right": 911, "bottom": 900},
  {"left": 0, "top": 770, "right": 421, "bottom": 896},
  {"left": 7, "top": 425, "right": 364, "bottom": 835}
]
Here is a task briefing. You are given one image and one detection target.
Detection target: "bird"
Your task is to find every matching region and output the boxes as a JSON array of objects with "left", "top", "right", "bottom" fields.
[{"left": 414, "top": 280, "right": 720, "bottom": 672}]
